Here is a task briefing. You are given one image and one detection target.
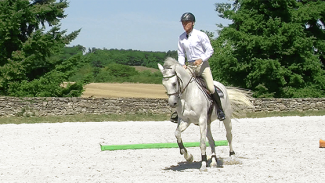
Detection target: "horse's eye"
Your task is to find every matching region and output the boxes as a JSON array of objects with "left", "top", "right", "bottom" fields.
[{"left": 172, "top": 83, "right": 177, "bottom": 87}]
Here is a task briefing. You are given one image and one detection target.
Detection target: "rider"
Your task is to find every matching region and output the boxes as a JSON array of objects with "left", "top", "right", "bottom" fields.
[{"left": 170, "top": 12, "right": 226, "bottom": 122}]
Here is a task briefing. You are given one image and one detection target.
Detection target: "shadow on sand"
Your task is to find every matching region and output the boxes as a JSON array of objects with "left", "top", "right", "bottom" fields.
[
  {"left": 163, "top": 158, "right": 224, "bottom": 171},
  {"left": 163, "top": 161, "right": 202, "bottom": 171}
]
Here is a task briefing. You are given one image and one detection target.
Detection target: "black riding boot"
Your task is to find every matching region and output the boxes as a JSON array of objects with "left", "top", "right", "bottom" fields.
[
  {"left": 211, "top": 92, "right": 226, "bottom": 121},
  {"left": 170, "top": 111, "right": 178, "bottom": 123}
]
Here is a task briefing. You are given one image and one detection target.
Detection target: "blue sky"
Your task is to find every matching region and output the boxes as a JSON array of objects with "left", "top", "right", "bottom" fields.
[{"left": 60, "top": 0, "right": 232, "bottom": 52}]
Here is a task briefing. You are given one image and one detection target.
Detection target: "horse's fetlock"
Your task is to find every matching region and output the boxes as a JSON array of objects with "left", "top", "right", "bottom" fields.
[
  {"left": 211, "top": 155, "right": 217, "bottom": 160},
  {"left": 201, "top": 154, "right": 207, "bottom": 162},
  {"left": 184, "top": 153, "right": 193, "bottom": 162}
]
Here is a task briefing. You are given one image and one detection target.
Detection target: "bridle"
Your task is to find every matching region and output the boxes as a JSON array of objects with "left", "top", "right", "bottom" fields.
[{"left": 163, "top": 71, "right": 194, "bottom": 97}]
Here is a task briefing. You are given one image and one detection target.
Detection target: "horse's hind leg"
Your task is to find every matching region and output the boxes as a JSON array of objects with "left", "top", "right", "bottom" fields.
[
  {"left": 223, "top": 118, "right": 235, "bottom": 156},
  {"left": 175, "top": 121, "right": 193, "bottom": 162}
]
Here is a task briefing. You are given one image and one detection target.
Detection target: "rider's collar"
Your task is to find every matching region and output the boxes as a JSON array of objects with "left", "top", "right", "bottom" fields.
[{"left": 186, "top": 30, "right": 193, "bottom": 38}]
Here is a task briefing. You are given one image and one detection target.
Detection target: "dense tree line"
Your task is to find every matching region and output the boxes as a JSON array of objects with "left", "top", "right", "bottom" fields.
[
  {"left": 66, "top": 47, "right": 176, "bottom": 84},
  {"left": 87, "top": 47, "right": 177, "bottom": 68}
]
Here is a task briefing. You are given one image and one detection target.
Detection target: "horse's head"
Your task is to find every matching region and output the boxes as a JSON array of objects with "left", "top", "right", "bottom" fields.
[{"left": 158, "top": 57, "right": 181, "bottom": 108}]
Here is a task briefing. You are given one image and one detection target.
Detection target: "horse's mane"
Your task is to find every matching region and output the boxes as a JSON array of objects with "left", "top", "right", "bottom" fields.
[{"left": 163, "top": 57, "right": 179, "bottom": 68}]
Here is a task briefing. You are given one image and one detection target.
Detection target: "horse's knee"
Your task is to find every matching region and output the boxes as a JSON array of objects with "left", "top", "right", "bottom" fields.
[{"left": 175, "top": 130, "right": 181, "bottom": 140}]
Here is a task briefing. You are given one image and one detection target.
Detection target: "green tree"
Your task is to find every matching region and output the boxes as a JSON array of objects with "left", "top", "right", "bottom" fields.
[
  {"left": 296, "top": 0, "right": 325, "bottom": 67},
  {"left": 212, "top": 0, "right": 325, "bottom": 98},
  {"left": 0, "top": 0, "right": 83, "bottom": 97},
  {"left": 104, "top": 63, "right": 138, "bottom": 78}
]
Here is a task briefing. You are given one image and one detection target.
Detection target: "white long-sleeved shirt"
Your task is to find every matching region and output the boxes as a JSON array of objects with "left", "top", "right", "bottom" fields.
[{"left": 177, "top": 28, "right": 214, "bottom": 65}]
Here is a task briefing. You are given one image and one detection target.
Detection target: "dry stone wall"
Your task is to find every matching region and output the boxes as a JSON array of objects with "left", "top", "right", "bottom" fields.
[
  {"left": 0, "top": 97, "right": 324, "bottom": 117},
  {"left": 251, "top": 98, "right": 325, "bottom": 112}
]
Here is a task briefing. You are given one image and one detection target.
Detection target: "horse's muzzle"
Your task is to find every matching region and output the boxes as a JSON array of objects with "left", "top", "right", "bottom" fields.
[{"left": 168, "top": 96, "right": 178, "bottom": 108}]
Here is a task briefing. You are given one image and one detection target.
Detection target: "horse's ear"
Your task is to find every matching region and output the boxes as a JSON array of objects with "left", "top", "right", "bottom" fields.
[{"left": 158, "top": 63, "right": 164, "bottom": 73}]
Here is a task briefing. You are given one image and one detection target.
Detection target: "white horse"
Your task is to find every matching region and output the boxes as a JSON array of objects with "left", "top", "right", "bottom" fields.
[{"left": 158, "top": 57, "right": 253, "bottom": 171}]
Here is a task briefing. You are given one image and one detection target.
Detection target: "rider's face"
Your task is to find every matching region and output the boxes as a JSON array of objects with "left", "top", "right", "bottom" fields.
[{"left": 182, "top": 21, "right": 194, "bottom": 34}]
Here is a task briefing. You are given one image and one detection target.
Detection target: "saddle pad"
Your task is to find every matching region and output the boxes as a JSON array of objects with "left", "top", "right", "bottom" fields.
[{"left": 215, "top": 86, "right": 224, "bottom": 98}]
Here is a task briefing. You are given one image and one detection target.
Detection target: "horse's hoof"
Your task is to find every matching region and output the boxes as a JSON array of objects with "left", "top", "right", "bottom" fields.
[
  {"left": 185, "top": 154, "right": 193, "bottom": 162},
  {"left": 200, "top": 162, "right": 208, "bottom": 172},
  {"left": 210, "top": 156, "right": 223, "bottom": 168},
  {"left": 200, "top": 167, "right": 208, "bottom": 172},
  {"left": 210, "top": 156, "right": 217, "bottom": 168},
  {"left": 210, "top": 162, "right": 217, "bottom": 168}
]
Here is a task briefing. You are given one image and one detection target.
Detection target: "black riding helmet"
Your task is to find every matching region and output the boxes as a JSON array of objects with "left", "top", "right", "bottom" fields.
[{"left": 180, "top": 12, "right": 195, "bottom": 22}]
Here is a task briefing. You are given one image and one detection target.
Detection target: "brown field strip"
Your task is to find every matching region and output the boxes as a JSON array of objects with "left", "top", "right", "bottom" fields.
[{"left": 82, "top": 83, "right": 167, "bottom": 99}]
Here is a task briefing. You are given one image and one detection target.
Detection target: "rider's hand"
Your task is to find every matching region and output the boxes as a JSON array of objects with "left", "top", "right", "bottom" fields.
[
  {"left": 183, "top": 65, "right": 187, "bottom": 69},
  {"left": 194, "top": 59, "right": 203, "bottom": 66}
]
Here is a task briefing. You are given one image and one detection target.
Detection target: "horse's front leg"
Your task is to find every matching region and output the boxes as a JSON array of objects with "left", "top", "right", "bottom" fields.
[
  {"left": 223, "top": 118, "right": 235, "bottom": 156},
  {"left": 199, "top": 117, "right": 208, "bottom": 172},
  {"left": 175, "top": 121, "right": 193, "bottom": 162},
  {"left": 206, "top": 122, "right": 219, "bottom": 168}
]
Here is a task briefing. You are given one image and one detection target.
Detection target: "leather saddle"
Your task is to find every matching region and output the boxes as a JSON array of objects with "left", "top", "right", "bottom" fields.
[{"left": 195, "top": 76, "right": 224, "bottom": 99}]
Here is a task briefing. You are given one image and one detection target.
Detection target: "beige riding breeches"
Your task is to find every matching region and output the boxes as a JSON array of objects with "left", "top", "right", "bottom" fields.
[{"left": 186, "top": 61, "right": 215, "bottom": 94}]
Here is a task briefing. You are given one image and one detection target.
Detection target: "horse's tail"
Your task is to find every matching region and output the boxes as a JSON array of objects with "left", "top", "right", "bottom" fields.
[{"left": 227, "top": 87, "right": 255, "bottom": 118}]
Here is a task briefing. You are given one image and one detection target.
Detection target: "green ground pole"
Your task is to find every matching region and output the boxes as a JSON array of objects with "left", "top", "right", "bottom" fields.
[{"left": 100, "top": 140, "right": 228, "bottom": 151}]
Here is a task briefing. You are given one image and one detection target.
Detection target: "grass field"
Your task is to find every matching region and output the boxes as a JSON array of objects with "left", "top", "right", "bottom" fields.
[{"left": 132, "top": 66, "right": 159, "bottom": 73}]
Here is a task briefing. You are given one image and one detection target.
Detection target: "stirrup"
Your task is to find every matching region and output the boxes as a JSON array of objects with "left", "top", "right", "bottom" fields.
[
  {"left": 170, "top": 112, "right": 178, "bottom": 123},
  {"left": 217, "top": 109, "right": 226, "bottom": 121}
]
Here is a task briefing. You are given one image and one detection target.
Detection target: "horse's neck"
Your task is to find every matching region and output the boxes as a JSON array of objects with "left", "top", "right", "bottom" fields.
[
  {"left": 175, "top": 65, "right": 191, "bottom": 85},
  {"left": 175, "top": 65, "right": 199, "bottom": 97},
  {"left": 176, "top": 66, "right": 209, "bottom": 112}
]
